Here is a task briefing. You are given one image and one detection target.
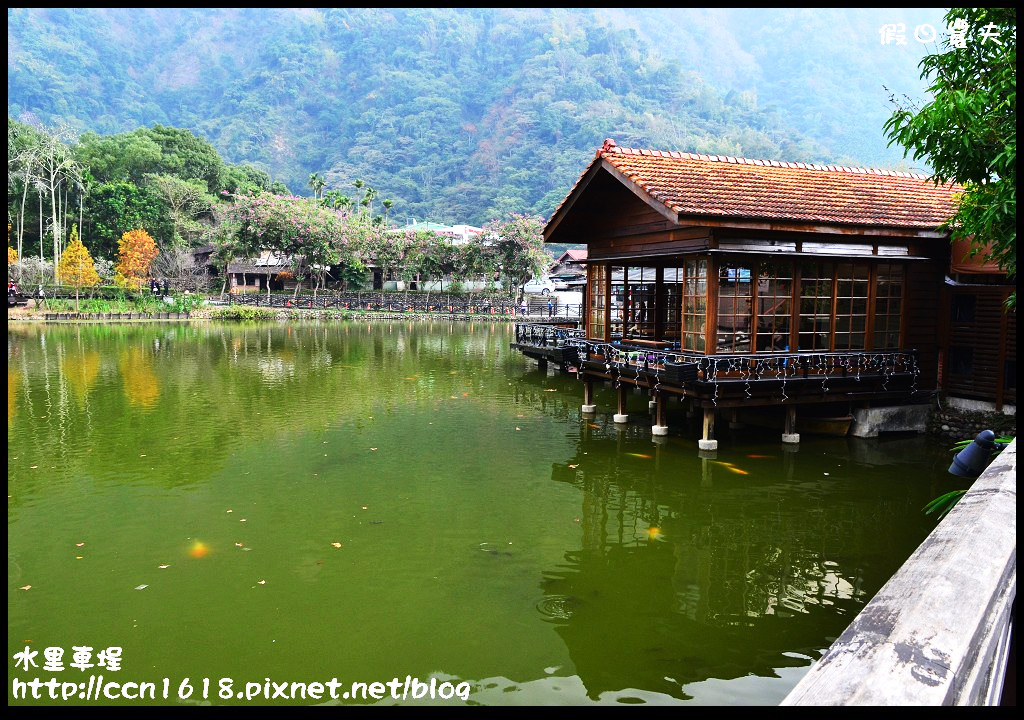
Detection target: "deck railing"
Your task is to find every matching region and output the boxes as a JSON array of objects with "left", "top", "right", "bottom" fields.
[
  {"left": 782, "top": 439, "right": 1016, "bottom": 705},
  {"left": 513, "top": 323, "right": 920, "bottom": 390}
]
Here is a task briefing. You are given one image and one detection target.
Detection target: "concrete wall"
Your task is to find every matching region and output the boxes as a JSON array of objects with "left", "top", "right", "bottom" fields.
[
  {"left": 928, "top": 401, "right": 1017, "bottom": 442},
  {"left": 782, "top": 440, "right": 1017, "bottom": 705}
]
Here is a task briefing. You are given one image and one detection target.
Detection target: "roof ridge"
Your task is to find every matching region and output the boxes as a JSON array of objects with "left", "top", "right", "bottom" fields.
[{"left": 597, "top": 138, "right": 934, "bottom": 181}]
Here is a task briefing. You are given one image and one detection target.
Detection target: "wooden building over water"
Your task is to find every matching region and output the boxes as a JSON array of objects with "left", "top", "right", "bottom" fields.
[{"left": 514, "top": 138, "right": 973, "bottom": 447}]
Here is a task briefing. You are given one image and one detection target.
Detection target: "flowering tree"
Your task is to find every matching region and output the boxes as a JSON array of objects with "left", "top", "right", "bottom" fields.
[
  {"left": 405, "top": 231, "right": 459, "bottom": 291},
  {"left": 214, "top": 192, "right": 365, "bottom": 297},
  {"left": 115, "top": 228, "right": 160, "bottom": 289},
  {"left": 56, "top": 226, "right": 100, "bottom": 311},
  {"left": 481, "top": 214, "right": 549, "bottom": 300}
]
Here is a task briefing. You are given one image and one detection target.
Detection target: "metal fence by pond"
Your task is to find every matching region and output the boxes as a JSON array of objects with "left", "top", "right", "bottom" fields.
[{"left": 231, "top": 292, "right": 583, "bottom": 319}]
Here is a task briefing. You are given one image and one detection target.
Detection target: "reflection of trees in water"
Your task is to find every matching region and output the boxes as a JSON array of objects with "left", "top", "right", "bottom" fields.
[
  {"left": 65, "top": 348, "right": 101, "bottom": 402},
  {"left": 120, "top": 346, "right": 160, "bottom": 408},
  {"left": 8, "top": 367, "right": 19, "bottom": 422},
  {"left": 542, "top": 436, "right": 916, "bottom": 697},
  {"left": 6, "top": 321, "right": 530, "bottom": 490}
]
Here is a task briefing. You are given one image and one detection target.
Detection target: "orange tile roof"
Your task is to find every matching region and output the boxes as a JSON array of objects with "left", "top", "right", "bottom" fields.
[{"left": 553, "top": 139, "right": 960, "bottom": 230}]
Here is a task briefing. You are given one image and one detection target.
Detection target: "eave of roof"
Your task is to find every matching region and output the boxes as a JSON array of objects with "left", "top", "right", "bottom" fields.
[{"left": 545, "top": 139, "right": 960, "bottom": 239}]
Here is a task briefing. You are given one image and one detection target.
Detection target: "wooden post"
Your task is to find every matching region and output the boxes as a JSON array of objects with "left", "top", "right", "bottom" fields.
[
  {"left": 614, "top": 384, "right": 629, "bottom": 423},
  {"left": 783, "top": 405, "right": 800, "bottom": 444},
  {"left": 582, "top": 379, "right": 596, "bottom": 414},
  {"left": 699, "top": 408, "right": 717, "bottom": 450},
  {"left": 653, "top": 392, "right": 668, "bottom": 436}
]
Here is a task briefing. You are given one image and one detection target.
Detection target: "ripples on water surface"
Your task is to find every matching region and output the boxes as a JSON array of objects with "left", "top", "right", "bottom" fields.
[{"left": 7, "top": 321, "right": 962, "bottom": 705}]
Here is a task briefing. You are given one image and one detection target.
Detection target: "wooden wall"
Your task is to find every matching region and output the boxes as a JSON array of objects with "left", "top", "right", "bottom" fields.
[
  {"left": 943, "top": 285, "right": 1016, "bottom": 409},
  {"left": 903, "top": 260, "right": 944, "bottom": 392}
]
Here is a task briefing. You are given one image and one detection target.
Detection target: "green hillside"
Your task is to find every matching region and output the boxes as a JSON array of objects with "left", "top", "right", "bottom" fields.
[{"left": 8, "top": 8, "right": 938, "bottom": 226}]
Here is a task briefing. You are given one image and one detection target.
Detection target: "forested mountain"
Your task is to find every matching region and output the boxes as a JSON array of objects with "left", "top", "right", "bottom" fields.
[{"left": 8, "top": 7, "right": 943, "bottom": 226}]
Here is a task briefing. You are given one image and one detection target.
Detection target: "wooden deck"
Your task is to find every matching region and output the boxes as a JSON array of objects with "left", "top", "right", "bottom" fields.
[{"left": 513, "top": 323, "right": 927, "bottom": 408}]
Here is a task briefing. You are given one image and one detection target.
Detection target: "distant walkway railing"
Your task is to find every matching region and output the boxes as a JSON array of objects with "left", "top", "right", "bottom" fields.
[
  {"left": 782, "top": 439, "right": 1016, "bottom": 705},
  {"left": 231, "top": 292, "right": 582, "bottom": 319}
]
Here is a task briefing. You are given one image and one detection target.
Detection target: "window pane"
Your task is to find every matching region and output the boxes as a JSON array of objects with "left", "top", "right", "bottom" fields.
[{"left": 716, "top": 262, "right": 753, "bottom": 352}]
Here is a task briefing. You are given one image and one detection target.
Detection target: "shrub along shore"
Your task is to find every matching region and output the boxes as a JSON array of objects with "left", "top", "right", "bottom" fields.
[{"left": 8, "top": 299, "right": 533, "bottom": 323}]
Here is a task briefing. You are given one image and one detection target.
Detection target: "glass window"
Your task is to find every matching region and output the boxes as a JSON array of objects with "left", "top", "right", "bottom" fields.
[
  {"left": 609, "top": 267, "right": 625, "bottom": 339},
  {"left": 873, "top": 263, "right": 904, "bottom": 350},
  {"left": 951, "top": 293, "right": 976, "bottom": 323},
  {"left": 834, "top": 262, "right": 869, "bottom": 350},
  {"left": 798, "top": 262, "right": 834, "bottom": 351},
  {"left": 681, "top": 259, "right": 707, "bottom": 352},
  {"left": 663, "top": 267, "right": 684, "bottom": 347},
  {"left": 587, "top": 265, "right": 607, "bottom": 341},
  {"left": 755, "top": 260, "right": 793, "bottom": 352},
  {"left": 624, "top": 266, "right": 657, "bottom": 340},
  {"left": 716, "top": 262, "right": 753, "bottom": 352}
]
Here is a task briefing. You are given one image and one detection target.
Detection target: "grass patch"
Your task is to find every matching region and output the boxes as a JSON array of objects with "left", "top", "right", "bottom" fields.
[{"left": 208, "top": 306, "right": 279, "bottom": 320}]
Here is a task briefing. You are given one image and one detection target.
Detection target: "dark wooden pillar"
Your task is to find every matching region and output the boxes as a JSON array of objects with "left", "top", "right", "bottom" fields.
[
  {"left": 582, "top": 379, "right": 596, "bottom": 413},
  {"left": 699, "top": 407, "right": 717, "bottom": 450},
  {"left": 783, "top": 405, "right": 800, "bottom": 444},
  {"left": 614, "top": 384, "right": 629, "bottom": 423}
]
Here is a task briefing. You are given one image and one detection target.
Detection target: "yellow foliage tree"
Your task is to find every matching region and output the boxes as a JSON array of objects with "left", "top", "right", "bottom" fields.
[
  {"left": 56, "top": 226, "right": 101, "bottom": 312},
  {"left": 7, "top": 246, "right": 16, "bottom": 266},
  {"left": 115, "top": 228, "right": 159, "bottom": 289}
]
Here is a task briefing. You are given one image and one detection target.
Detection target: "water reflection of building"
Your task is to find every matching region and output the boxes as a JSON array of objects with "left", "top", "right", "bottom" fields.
[{"left": 541, "top": 431, "right": 923, "bottom": 699}]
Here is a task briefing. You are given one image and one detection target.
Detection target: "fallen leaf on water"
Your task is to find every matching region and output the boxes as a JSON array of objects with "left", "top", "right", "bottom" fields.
[
  {"left": 544, "top": 389, "right": 557, "bottom": 392},
  {"left": 75, "top": 542, "right": 85, "bottom": 547},
  {"left": 331, "top": 542, "right": 343, "bottom": 549},
  {"left": 515, "top": 427, "right": 521, "bottom": 431},
  {"left": 361, "top": 506, "right": 368, "bottom": 510},
  {"left": 257, "top": 580, "right": 266, "bottom": 585},
  {"left": 226, "top": 509, "right": 233, "bottom": 513},
  {"left": 235, "top": 543, "right": 244, "bottom": 547},
  {"left": 134, "top": 585, "right": 148, "bottom": 591},
  {"left": 240, "top": 519, "right": 247, "bottom": 522},
  {"left": 568, "top": 464, "right": 578, "bottom": 469},
  {"left": 370, "top": 448, "right": 378, "bottom": 451},
  {"left": 158, "top": 564, "right": 169, "bottom": 569},
  {"left": 20, "top": 585, "right": 32, "bottom": 590}
]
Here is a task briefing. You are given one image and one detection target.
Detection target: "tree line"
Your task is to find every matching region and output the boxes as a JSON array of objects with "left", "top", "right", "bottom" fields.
[{"left": 7, "top": 118, "right": 550, "bottom": 301}]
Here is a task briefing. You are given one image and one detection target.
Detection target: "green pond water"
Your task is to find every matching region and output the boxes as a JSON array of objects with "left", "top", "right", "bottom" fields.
[{"left": 7, "top": 321, "right": 964, "bottom": 705}]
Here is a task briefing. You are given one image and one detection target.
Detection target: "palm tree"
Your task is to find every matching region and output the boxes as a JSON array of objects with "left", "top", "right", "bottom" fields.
[
  {"left": 361, "top": 186, "right": 378, "bottom": 216},
  {"left": 308, "top": 173, "right": 326, "bottom": 199}
]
